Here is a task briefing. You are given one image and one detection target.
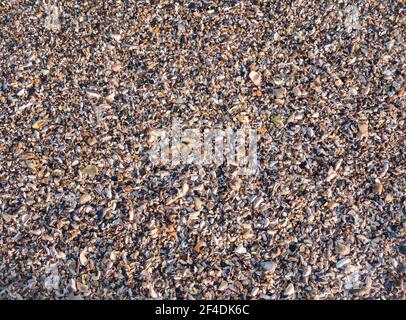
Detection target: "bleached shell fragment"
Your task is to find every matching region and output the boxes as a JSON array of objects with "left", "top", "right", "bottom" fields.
[
  {"left": 188, "top": 211, "right": 200, "bottom": 220},
  {"left": 79, "top": 250, "right": 88, "bottom": 266},
  {"left": 110, "top": 33, "right": 121, "bottom": 42},
  {"left": 112, "top": 61, "right": 122, "bottom": 72},
  {"left": 44, "top": 274, "right": 60, "bottom": 291},
  {"left": 229, "top": 177, "right": 241, "bottom": 191},
  {"left": 234, "top": 244, "right": 247, "bottom": 254},
  {"left": 86, "top": 90, "right": 101, "bottom": 99},
  {"left": 326, "top": 167, "right": 337, "bottom": 182},
  {"left": 292, "top": 86, "right": 302, "bottom": 97},
  {"left": 273, "top": 87, "right": 287, "bottom": 99},
  {"left": 194, "top": 197, "right": 202, "bottom": 210},
  {"left": 335, "top": 159, "right": 343, "bottom": 171},
  {"left": 128, "top": 207, "right": 134, "bottom": 221},
  {"left": 249, "top": 71, "right": 261, "bottom": 86},
  {"left": 177, "top": 183, "right": 189, "bottom": 198}
]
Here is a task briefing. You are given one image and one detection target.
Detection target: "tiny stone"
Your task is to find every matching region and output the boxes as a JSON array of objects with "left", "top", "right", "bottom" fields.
[
  {"left": 177, "top": 22, "right": 186, "bottom": 33},
  {"left": 327, "top": 201, "right": 338, "bottom": 210},
  {"left": 303, "top": 266, "right": 312, "bottom": 277},
  {"left": 272, "top": 114, "right": 283, "bottom": 127}
]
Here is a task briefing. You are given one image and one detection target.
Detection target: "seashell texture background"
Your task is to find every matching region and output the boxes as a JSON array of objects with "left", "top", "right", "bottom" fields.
[{"left": 0, "top": 1, "right": 405, "bottom": 299}]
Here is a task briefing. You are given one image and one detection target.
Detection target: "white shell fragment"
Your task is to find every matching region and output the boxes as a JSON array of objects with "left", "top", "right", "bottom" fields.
[
  {"left": 249, "top": 71, "right": 262, "bottom": 86},
  {"left": 79, "top": 250, "right": 88, "bottom": 267},
  {"left": 234, "top": 244, "right": 247, "bottom": 254}
]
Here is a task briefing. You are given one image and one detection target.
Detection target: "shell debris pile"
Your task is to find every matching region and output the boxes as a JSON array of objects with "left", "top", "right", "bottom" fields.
[{"left": 0, "top": 1, "right": 405, "bottom": 299}]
